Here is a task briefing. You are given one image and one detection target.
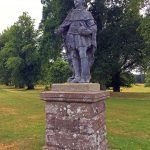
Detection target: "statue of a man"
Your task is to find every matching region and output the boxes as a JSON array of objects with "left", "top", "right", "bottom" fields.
[{"left": 55, "top": 0, "right": 97, "bottom": 83}]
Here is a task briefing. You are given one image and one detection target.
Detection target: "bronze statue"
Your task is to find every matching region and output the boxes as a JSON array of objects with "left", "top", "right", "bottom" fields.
[{"left": 55, "top": 0, "right": 97, "bottom": 83}]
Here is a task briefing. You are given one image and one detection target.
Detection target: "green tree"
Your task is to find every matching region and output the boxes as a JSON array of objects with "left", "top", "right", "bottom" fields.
[
  {"left": 40, "top": 0, "right": 146, "bottom": 92},
  {"left": 138, "top": 14, "right": 150, "bottom": 76},
  {"left": 138, "top": 13, "right": 150, "bottom": 86},
  {"left": 39, "top": 0, "right": 74, "bottom": 62},
  {"left": 48, "top": 59, "right": 71, "bottom": 84},
  {"left": 91, "top": 0, "right": 145, "bottom": 92},
  {"left": 0, "top": 28, "right": 13, "bottom": 85},
  {"left": 0, "top": 12, "right": 40, "bottom": 89},
  {"left": 39, "top": 0, "right": 74, "bottom": 83}
]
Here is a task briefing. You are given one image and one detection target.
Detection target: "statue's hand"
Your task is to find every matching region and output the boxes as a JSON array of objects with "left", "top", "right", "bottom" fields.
[
  {"left": 54, "top": 27, "right": 63, "bottom": 34},
  {"left": 78, "top": 26, "right": 92, "bottom": 36}
]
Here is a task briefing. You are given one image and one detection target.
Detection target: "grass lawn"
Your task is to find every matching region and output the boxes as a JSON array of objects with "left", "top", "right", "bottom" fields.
[
  {"left": 121, "top": 84, "right": 150, "bottom": 93},
  {"left": 0, "top": 85, "right": 45, "bottom": 150},
  {"left": 0, "top": 84, "right": 150, "bottom": 150}
]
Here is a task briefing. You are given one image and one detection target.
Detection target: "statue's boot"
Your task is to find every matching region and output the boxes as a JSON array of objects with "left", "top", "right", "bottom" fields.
[
  {"left": 67, "top": 55, "right": 75, "bottom": 82},
  {"left": 70, "top": 58, "right": 81, "bottom": 83},
  {"left": 80, "top": 57, "right": 91, "bottom": 83},
  {"left": 67, "top": 76, "right": 74, "bottom": 82}
]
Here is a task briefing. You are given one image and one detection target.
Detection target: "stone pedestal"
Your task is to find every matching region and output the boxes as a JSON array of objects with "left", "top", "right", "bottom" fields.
[{"left": 40, "top": 83, "right": 109, "bottom": 150}]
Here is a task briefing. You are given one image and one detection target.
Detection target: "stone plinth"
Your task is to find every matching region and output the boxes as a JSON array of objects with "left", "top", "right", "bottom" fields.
[
  {"left": 40, "top": 83, "right": 109, "bottom": 150},
  {"left": 51, "top": 83, "right": 100, "bottom": 92}
]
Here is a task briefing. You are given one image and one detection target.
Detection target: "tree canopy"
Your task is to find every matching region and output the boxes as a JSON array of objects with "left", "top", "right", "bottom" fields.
[
  {"left": 0, "top": 12, "right": 40, "bottom": 89},
  {"left": 39, "top": 0, "right": 147, "bottom": 91},
  {"left": 0, "top": 0, "right": 149, "bottom": 92}
]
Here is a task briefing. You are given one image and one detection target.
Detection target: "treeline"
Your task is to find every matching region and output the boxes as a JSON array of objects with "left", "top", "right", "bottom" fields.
[
  {"left": 0, "top": 0, "right": 150, "bottom": 91},
  {"left": 0, "top": 13, "right": 40, "bottom": 89}
]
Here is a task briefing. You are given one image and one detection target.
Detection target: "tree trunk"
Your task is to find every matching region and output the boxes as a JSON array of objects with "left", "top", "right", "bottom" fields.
[
  {"left": 15, "top": 84, "right": 19, "bottom": 88},
  {"left": 14, "top": 83, "right": 25, "bottom": 88},
  {"left": 19, "top": 84, "right": 25, "bottom": 88},
  {"left": 27, "top": 84, "right": 34, "bottom": 90},
  {"left": 112, "top": 72, "right": 121, "bottom": 92},
  {"left": 5, "top": 83, "right": 9, "bottom": 86}
]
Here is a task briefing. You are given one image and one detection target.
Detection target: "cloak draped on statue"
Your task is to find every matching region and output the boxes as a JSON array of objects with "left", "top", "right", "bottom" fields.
[{"left": 58, "top": 8, "right": 97, "bottom": 67}]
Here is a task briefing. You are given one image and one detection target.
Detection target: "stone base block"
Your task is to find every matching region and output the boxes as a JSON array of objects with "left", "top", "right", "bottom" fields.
[
  {"left": 40, "top": 83, "right": 109, "bottom": 150},
  {"left": 51, "top": 83, "right": 100, "bottom": 92}
]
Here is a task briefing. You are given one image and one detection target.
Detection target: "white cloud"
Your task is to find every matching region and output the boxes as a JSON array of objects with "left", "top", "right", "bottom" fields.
[{"left": 0, "top": 0, "right": 43, "bottom": 33}]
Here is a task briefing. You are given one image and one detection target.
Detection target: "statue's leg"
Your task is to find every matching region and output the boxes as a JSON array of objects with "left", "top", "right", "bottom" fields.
[
  {"left": 70, "top": 49, "right": 81, "bottom": 83},
  {"left": 78, "top": 47, "right": 91, "bottom": 83},
  {"left": 66, "top": 50, "right": 75, "bottom": 82}
]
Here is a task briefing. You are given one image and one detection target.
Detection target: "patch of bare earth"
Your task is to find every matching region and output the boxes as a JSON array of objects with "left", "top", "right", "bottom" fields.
[
  {"left": 0, "top": 142, "right": 20, "bottom": 150},
  {"left": 0, "top": 107, "right": 17, "bottom": 115}
]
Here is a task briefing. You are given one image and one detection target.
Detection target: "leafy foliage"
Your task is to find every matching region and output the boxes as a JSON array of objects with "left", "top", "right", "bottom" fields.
[
  {"left": 48, "top": 59, "right": 71, "bottom": 84},
  {"left": 0, "top": 29, "right": 12, "bottom": 85},
  {"left": 39, "top": 0, "right": 74, "bottom": 62},
  {"left": 39, "top": 0, "right": 74, "bottom": 83},
  {"left": 39, "top": 0, "right": 147, "bottom": 91},
  {"left": 138, "top": 14, "right": 150, "bottom": 72},
  {"left": 91, "top": 0, "right": 145, "bottom": 91},
  {"left": 0, "top": 12, "right": 40, "bottom": 89},
  {"left": 138, "top": 12, "right": 150, "bottom": 86}
]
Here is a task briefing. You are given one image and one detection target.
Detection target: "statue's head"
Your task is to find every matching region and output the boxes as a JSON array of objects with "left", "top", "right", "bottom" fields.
[{"left": 74, "top": 0, "right": 85, "bottom": 8}]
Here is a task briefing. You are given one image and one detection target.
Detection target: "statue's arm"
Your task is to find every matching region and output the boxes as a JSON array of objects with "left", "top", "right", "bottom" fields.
[
  {"left": 55, "top": 21, "right": 70, "bottom": 34},
  {"left": 87, "top": 20, "right": 97, "bottom": 33},
  {"left": 78, "top": 20, "right": 97, "bottom": 36},
  {"left": 55, "top": 9, "right": 73, "bottom": 34}
]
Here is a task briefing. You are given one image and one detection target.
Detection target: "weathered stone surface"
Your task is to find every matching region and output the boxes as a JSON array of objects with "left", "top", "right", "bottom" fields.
[
  {"left": 66, "top": 101, "right": 105, "bottom": 118},
  {"left": 46, "top": 112, "right": 105, "bottom": 134},
  {"left": 79, "top": 113, "right": 106, "bottom": 134},
  {"left": 98, "top": 140, "right": 108, "bottom": 150},
  {"left": 51, "top": 83, "right": 100, "bottom": 92},
  {"left": 41, "top": 83, "right": 108, "bottom": 150},
  {"left": 46, "top": 101, "right": 105, "bottom": 118},
  {"left": 43, "top": 145, "right": 64, "bottom": 150},
  {"left": 46, "top": 128, "right": 106, "bottom": 150},
  {"left": 46, "top": 102, "right": 67, "bottom": 117},
  {"left": 46, "top": 114, "right": 79, "bottom": 132},
  {"left": 43, "top": 141, "right": 108, "bottom": 150},
  {"left": 41, "top": 91, "right": 109, "bottom": 103}
]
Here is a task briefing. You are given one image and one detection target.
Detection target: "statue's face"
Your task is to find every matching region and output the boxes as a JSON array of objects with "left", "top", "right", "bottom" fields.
[{"left": 74, "top": 0, "right": 83, "bottom": 8}]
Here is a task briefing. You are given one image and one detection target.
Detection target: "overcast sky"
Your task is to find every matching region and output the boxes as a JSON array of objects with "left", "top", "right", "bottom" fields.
[{"left": 0, "top": 0, "right": 43, "bottom": 33}]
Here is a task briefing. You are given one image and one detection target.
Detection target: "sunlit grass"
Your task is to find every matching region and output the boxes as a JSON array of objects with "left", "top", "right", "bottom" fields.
[
  {"left": 122, "top": 84, "right": 150, "bottom": 93},
  {"left": 0, "top": 84, "right": 150, "bottom": 149},
  {"left": 0, "top": 85, "right": 45, "bottom": 150},
  {"left": 106, "top": 98, "right": 150, "bottom": 150}
]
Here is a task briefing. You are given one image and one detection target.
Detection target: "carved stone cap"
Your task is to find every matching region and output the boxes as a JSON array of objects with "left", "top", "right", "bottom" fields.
[
  {"left": 40, "top": 83, "right": 109, "bottom": 103},
  {"left": 51, "top": 83, "right": 100, "bottom": 92}
]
